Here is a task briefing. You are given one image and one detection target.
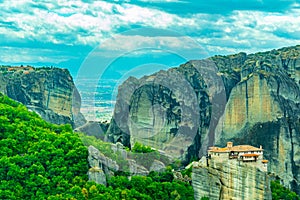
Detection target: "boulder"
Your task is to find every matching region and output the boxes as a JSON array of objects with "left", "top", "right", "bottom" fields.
[
  {"left": 149, "top": 159, "right": 166, "bottom": 172},
  {"left": 88, "top": 167, "right": 107, "bottom": 186},
  {"left": 111, "top": 142, "right": 127, "bottom": 160},
  {"left": 88, "top": 145, "right": 119, "bottom": 184},
  {"left": 75, "top": 121, "right": 108, "bottom": 140},
  {"left": 127, "top": 159, "right": 149, "bottom": 176}
]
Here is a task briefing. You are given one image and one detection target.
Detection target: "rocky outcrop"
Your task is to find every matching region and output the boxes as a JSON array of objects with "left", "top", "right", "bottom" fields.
[
  {"left": 0, "top": 66, "right": 86, "bottom": 127},
  {"left": 106, "top": 63, "right": 222, "bottom": 163},
  {"left": 88, "top": 167, "right": 107, "bottom": 186},
  {"left": 75, "top": 121, "right": 109, "bottom": 140},
  {"left": 88, "top": 145, "right": 119, "bottom": 184},
  {"left": 106, "top": 52, "right": 246, "bottom": 162},
  {"left": 173, "top": 171, "right": 192, "bottom": 183},
  {"left": 87, "top": 144, "right": 169, "bottom": 183},
  {"left": 107, "top": 45, "right": 300, "bottom": 193},
  {"left": 214, "top": 46, "right": 300, "bottom": 194},
  {"left": 192, "top": 157, "right": 272, "bottom": 200},
  {"left": 127, "top": 159, "right": 149, "bottom": 176},
  {"left": 149, "top": 159, "right": 166, "bottom": 172},
  {"left": 111, "top": 142, "right": 128, "bottom": 160}
]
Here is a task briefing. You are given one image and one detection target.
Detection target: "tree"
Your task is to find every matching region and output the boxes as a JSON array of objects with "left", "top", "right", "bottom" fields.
[{"left": 271, "top": 180, "right": 299, "bottom": 200}]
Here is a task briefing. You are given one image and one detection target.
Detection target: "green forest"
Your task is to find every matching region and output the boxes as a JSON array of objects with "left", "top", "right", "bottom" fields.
[
  {"left": 271, "top": 180, "right": 300, "bottom": 200},
  {"left": 0, "top": 93, "right": 193, "bottom": 199}
]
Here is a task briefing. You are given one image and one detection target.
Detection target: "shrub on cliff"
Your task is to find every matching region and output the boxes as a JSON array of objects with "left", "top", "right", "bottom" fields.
[
  {"left": 132, "top": 141, "right": 154, "bottom": 153},
  {"left": 271, "top": 180, "right": 300, "bottom": 200}
]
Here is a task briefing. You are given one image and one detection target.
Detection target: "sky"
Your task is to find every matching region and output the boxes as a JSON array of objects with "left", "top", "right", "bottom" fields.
[{"left": 1, "top": 0, "right": 300, "bottom": 79}]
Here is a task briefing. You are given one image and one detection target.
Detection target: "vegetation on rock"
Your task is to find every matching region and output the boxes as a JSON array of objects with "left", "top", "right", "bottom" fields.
[
  {"left": 132, "top": 141, "right": 154, "bottom": 153},
  {"left": 271, "top": 180, "right": 300, "bottom": 200}
]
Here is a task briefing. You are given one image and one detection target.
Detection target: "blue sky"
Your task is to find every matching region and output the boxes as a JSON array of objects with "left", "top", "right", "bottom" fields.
[{"left": 1, "top": 0, "right": 300, "bottom": 78}]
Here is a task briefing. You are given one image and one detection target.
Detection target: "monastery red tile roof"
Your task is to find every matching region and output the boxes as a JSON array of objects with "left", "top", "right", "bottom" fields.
[
  {"left": 241, "top": 154, "right": 259, "bottom": 157},
  {"left": 208, "top": 145, "right": 263, "bottom": 153}
]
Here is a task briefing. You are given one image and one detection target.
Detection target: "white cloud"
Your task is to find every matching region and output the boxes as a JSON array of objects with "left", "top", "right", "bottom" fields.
[
  {"left": 100, "top": 35, "right": 201, "bottom": 51},
  {"left": 189, "top": 9, "right": 300, "bottom": 55},
  {"left": 138, "top": 0, "right": 185, "bottom": 2},
  {"left": 0, "top": 1, "right": 200, "bottom": 47},
  {"left": 1, "top": 0, "right": 300, "bottom": 63},
  {"left": 87, "top": 33, "right": 208, "bottom": 61},
  {"left": 0, "top": 46, "right": 71, "bottom": 64}
]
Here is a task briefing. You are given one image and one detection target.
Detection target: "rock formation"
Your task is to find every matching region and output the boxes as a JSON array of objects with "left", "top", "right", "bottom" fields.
[
  {"left": 192, "top": 157, "right": 272, "bottom": 200},
  {"left": 127, "top": 159, "right": 149, "bottom": 176},
  {"left": 214, "top": 47, "right": 300, "bottom": 194},
  {"left": 0, "top": 66, "right": 86, "bottom": 127},
  {"left": 107, "top": 45, "right": 300, "bottom": 193},
  {"left": 75, "top": 121, "right": 109, "bottom": 140},
  {"left": 87, "top": 144, "right": 168, "bottom": 183},
  {"left": 149, "top": 160, "right": 166, "bottom": 173},
  {"left": 106, "top": 64, "right": 218, "bottom": 163},
  {"left": 88, "top": 145, "right": 119, "bottom": 185},
  {"left": 88, "top": 167, "right": 107, "bottom": 186}
]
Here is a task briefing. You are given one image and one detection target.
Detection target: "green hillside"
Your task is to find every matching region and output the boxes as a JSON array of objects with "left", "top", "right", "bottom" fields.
[
  {"left": 0, "top": 93, "right": 193, "bottom": 199},
  {"left": 0, "top": 93, "right": 89, "bottom": 199}
]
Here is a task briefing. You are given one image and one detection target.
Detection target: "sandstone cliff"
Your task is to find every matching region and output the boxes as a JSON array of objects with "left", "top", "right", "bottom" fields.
[
  {"left": 214, "top": 47, "right": 300, "bottom": 194},
  {"left": 107, "top": 45, "right": 300, "bottom": 193},
  {"left": 192, "top": 157, "right": 272, "bottom": 200},
  {"left": 106, "top": 64, "right": 217, "bottom": 163},
  {"left": 0, "top": 66, "right": 86, "bottom": 127},
  {"left": 87, "top": 144, "right": 167, "bottom": 184}
]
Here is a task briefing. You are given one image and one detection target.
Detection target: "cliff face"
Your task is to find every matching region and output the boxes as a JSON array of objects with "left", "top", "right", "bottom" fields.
[
  {"left": 214, "top": 47, "right": 300, "bottom": 193},
  {"left": 107, "top": 45, "right": 300, "bottom": 192},
  {"left": 106, "top": 64, "right": 216, "bottom": 162},
  {"left": 192, "top": 158, "right": 272, "bottom": 200},
  {"left": 0, "top": 67, "right": 86, "bottom": 127}
]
